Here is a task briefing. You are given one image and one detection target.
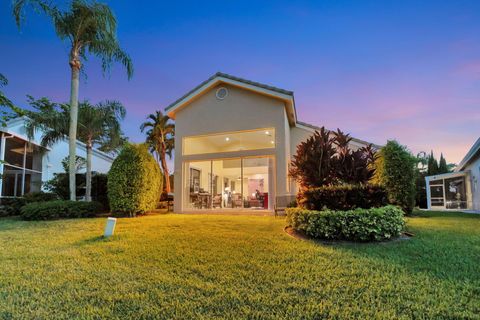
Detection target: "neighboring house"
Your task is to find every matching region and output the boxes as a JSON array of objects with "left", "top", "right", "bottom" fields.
[
  {"left": 0, "top": 117, "right": 114, "bottom": 198},
  {"left": 166, "top": 72, "right": 377, "bottom": 213},
  {"left": 425, "top": 137, "right": 480, "bottom": 211}
]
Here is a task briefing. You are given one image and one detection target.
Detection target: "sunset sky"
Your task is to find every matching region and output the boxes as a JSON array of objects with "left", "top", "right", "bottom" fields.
[{"left": 1, "top": 0, "right": 479, "bottom": 165}]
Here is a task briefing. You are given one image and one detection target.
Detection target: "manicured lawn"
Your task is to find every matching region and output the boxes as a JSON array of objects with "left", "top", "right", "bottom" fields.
[{"left": 0, "top": 211, "right": 478, "bottom": 319}]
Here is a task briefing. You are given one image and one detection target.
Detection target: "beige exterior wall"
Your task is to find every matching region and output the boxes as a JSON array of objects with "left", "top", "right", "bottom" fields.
[{"left": 173, "top": 84, "right": 290, "bottom": 212}]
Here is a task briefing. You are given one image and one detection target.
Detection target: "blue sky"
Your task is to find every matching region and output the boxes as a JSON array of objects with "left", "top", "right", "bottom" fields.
[{"left": 1, "top": 0, "right": 479, "bottom": 164}]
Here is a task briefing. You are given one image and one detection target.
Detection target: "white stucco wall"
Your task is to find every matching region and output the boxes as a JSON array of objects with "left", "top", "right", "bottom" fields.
[{"left": 2, "top": 118, "right": 114, "bottom": 185}]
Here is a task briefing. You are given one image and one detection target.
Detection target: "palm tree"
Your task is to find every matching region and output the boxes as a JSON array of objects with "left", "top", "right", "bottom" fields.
[
  {"left": 14, "top": 0, "right": 133, "bottom": 200},
  {"left": 140, "top": 111, "right": 174, "bottom": 194},
  {"left": 0, "top": 73, "right": 23, "bottom": 126},
  {"left": 77, "top": 101, "right": 126, "bottom": 200},
  {"left": 25, "top": 97, "right": 126, "bottom": 201}
]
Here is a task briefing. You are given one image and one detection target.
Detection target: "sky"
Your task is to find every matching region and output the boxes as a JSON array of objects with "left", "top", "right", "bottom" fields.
[{"left": 1, "top": 0, "right": 479, "bottom": 166}]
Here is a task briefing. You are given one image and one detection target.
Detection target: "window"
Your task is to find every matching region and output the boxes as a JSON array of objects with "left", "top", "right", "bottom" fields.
[
  {"left": 183, "top": 128, "right": 275, "bottom": 155},
  {"left": 184, "top": 156, "right": 273, "bottom": 210}
]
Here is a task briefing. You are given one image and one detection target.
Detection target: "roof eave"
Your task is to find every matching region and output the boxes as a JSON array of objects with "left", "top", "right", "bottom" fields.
[{"left": 165, "top": 73, "right": 296, "bottom": 125}]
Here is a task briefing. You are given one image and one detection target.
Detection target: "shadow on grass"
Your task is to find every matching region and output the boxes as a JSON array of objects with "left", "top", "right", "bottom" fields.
[
  {"left": 76, "top": 235, "right": 114, "bottom": 246},
  {"left": 334, "top": 216, "right": 480, "bottom": 284}
]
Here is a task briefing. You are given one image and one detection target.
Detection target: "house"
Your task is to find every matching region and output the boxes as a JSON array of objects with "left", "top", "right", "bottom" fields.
[
  {"left": 166, "top": 72, "right": 377, "bottom": 213},
  {"left": 425, "top": 138, "right": 480, "bottom": 211},
  {"left": 0, "top": 117, "right": 114, "bottom": 198}
]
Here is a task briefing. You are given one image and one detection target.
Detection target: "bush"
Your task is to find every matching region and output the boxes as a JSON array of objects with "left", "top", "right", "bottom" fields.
[
  {"left": 0, "top": 192, "right": 58, "bottom": 217},
  {"left": 373, "top": 141, "right": 417, "bottom": 214},
  {"left": 0, "top": 198, "right": 26, "bottom": 217},
  {"left": 44, "top": 173, "right": 86, "bottom": 200},
  {"left": 286, "top": 205, "right": 405, "bottom": 242},
  {"left": 298, "top": 184, "right": 387, "bottom": 211},
  {"left": 20, "top": 200, "right": 102, "bottom": 220},
  {"left": 289, "top": 127, "right": 376, "bottom": 188},
  {"left": 44, "top": 172, "right": 108, "bottom": 208},
  {"left": 108, "top": 143, "right": 163, "bottom": 216},
  {"left": 23, "top": 192, "right": 58, "bottom": 203}
]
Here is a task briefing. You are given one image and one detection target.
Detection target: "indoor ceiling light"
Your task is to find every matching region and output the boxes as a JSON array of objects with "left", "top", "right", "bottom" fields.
[
  {"left": 265, "top": 131, "right": 270, "bottom": 135},
  {"left": 225, "top": 137, "right": 230, "bottom": 141}
]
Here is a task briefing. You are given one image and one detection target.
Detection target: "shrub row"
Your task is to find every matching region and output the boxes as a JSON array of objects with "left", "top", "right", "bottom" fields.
[
  {"left": 298, "top": 184, "right": 387, "bottom": 211},
  {"left": 0, "top": 192, "right": 58, "bottom": 217},
  {"left": 20, "top": 200, "right": 102, "bottom": 220},
  {"left": 286, "top": 205, "right": 405, "bottom": 242}
]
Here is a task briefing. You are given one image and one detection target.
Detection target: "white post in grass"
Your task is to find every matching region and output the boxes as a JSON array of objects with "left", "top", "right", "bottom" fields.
[{"left": 104, "top": 217, "right": 117, "bottom": 237}]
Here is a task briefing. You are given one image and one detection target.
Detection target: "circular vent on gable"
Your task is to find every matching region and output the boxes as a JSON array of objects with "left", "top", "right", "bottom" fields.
[{"left": 216, "top": 87, "right": 228, "bottom": 100}]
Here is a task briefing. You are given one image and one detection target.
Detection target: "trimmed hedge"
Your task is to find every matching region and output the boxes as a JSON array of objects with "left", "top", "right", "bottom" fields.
[
  {"left": 298, "top": 184, "right": 387, "bottom": 211},
  {"left": 107, "top": 143, "right": 163, "bottom": 216},
  {"left": 286, "top": 205, "right": 405, "bottom": 242},
  {"left": 0, "top": 192, "right": 58, "bottom": 217},
  {"left": 20, "top": 200, "right": 102, "bottom": 220}
]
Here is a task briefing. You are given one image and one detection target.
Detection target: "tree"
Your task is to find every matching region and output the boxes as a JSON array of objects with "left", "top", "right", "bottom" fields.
[
  {"left": 438, "top": 153, "right": 449, "bottom": 174},
  {"left": 0, "top": 73, "right": 24, "bottom": 126},
  {"left": 14, "top": 0, "right": 133, "bottom": 201},
  {"left": 373, "top": 140, "right": 417, "bottom": 214},
  {"left": 427, "top": 151, "right": 439, "bottom": 175},
  {"left": 25, "top": 97, "right": 126, "bottom": 201},
  {"left": 76, "top": 101, "right": 126, "bottom": 201},
  {"left": 140, "top": 111, "right": 174, "bottom": 194}
]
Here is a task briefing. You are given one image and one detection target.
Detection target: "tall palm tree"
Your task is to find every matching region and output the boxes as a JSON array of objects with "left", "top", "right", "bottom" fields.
[
  {"left": 14, "top": 0, "right": 133, "bottom": 200},
  {"left": 140, "top": 111, "right": 174, "bottom": 194},
  {"left": 25, "top": 97, "right": 126, "bottom": 201}
]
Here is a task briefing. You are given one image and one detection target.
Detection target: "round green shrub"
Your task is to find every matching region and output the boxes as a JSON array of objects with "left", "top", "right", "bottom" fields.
[
  {"left": 286, "top": 205, "right": 405, "bottom": 242},
  {"left": 373, "top": 140, "right": 417, "bottom": 215},
  {"left": 107, "top": 143, "right": 163, "bottom": 216}
]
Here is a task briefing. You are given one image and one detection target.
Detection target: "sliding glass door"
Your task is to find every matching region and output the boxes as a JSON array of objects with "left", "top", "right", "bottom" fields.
[{"left": 184, "top": 156, "right": 273, "bottom": 211}]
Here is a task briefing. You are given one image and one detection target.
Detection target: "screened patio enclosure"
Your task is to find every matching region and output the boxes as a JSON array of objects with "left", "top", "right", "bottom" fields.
[{"left": 425, "top": 171, "right": 472, "bottom": 210}]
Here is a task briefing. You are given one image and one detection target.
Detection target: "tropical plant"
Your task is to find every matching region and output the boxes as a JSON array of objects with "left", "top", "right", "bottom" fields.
[
  {"left": 25, "top": 97, "right": 126, "bottom": 201},
  {"left": 76, "top": 101, "right": 126, "bottom": 201},
  {"left": 0, "top": 73, "right": 23, "bottom": 126},
  {"left": 333, "top": 129, "right": 376, "bottom": 184},
  {"left": 14, "top": 0, "right": 133, "bottom": 201},
  {"left": 373, "top": 140, "right": 417, "bottom": 214},
  {"left": 289, "top": 127, "right": 376, "bottom": 189},
  {"left": 107, "top": 144, "right": 163, "bottom": 216},
  {"left": 140, "top": 111, "right": 174, "bottom": 193}
]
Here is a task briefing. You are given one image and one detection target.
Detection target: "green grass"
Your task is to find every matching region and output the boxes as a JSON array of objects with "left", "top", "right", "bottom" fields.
[{"left": 0, "top": 211, "right": 478, "bottom": 319}]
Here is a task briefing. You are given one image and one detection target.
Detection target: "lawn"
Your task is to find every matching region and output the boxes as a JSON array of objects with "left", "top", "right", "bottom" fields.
[{"left": 0, "top": 211, "right": 478, "bottom": 319}]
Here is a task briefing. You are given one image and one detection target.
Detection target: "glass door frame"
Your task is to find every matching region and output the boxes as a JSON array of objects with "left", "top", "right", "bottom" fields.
[{"left": 182, "top": 155, "right": 275, "bottom": 211}]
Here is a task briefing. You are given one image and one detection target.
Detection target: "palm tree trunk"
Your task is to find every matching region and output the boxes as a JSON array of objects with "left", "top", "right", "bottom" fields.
[
  {"left": 85, "top": 142, "right": 92, "bottom": 202},
  {"left": 160, "top": 147, "right": 171, "bottom": 194},
  {"left": 68, "top": 62, "right": 80, "bottom": 201}
]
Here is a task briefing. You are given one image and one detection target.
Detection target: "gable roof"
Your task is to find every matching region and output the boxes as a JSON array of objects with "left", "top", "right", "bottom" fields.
[
  {"left": 456, "top": 137, "right": 480, "bottom": 171},
  {"left": 165, "top": 72, "right": 297, "bottom": 125}
]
